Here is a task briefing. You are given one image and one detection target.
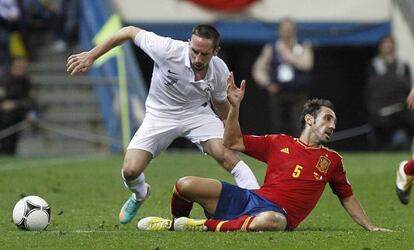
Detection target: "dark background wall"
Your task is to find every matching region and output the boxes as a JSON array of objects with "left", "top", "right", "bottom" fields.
[{"left": 133, "top": 43, "right": 377, "bottom": 150}]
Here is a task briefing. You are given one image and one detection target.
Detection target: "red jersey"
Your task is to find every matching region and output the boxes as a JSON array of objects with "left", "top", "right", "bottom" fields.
[{"left": 243, "top": 134, "right": 353, "bottom": 230}]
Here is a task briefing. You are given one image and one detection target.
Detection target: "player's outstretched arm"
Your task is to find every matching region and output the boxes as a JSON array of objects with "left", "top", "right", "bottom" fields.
[
  {"left": 223, "top": 72, "right": 245, "bottom": 152},
  {"left": 66, "top": 26, "right": 141, "bottom": 75},
  {"left": 340, "top": 195, "right": 392, "bottom": 232}
]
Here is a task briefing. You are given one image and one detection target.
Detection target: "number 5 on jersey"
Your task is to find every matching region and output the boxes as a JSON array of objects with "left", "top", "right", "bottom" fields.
[{"left": 292, "top": 165, "right": 303, "bottom": 178}]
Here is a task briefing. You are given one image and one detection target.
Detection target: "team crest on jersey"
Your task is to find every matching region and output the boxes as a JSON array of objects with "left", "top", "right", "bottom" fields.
[
  {"left": 202, "top": 82, "right": 213, "bottom": 94},
  {"left": 315, "top": 156, "right": 330, "bottom": 173}
]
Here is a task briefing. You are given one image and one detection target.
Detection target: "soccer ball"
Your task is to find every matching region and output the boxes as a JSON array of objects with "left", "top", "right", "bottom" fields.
[{"left": 12, "top": 196, "right": 51, "bottom": 231}]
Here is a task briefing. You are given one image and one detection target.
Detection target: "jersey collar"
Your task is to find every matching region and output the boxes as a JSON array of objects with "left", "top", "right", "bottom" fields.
[{"left": 295, "top": 138, "right": 322, "bottom": 149}]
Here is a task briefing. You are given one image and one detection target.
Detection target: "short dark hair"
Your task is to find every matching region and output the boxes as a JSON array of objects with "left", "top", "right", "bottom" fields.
[
  {"left": 191, "top": 24, "right": 221, "bottom": 48},
  {"left": 300, "top": 99, "right": 334, "bottom": 129}
]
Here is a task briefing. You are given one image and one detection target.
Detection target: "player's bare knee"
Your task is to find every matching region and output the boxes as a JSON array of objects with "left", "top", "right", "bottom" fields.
[
  {"left": 269, "top": 212, "right": 287, "bottom": 231},
  {"left": 122, "top": 160, "right": 142, "bottom": 179},
  {"left": 264, "top": 212, "right": 286, "bottom": 231},
  {"left": 176, "top": 176, "right": 197, "bottom": 196},
  {"left": 249, "top": 211, "right": 287, "bottom": 231}
]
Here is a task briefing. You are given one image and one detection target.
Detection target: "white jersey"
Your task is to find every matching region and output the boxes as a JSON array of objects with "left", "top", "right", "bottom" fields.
[{"left": 134, "top": 30, "right": 229, "bottom": 118}]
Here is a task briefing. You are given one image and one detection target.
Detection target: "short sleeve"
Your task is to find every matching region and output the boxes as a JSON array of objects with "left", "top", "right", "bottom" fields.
[
  {"left": 243, "top": 134, "right": 271, "bottom": 162},
  {"left": 329, "top": 160, "right": 353, "bottom": 199},
  {"left": 134, "top": 30, "right": 178, "bottom": 64}
]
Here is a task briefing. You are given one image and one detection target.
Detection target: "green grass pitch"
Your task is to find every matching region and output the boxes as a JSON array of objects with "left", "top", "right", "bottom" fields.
[{"left": 0, "top": 151, "right": 413, "bottom": 249}]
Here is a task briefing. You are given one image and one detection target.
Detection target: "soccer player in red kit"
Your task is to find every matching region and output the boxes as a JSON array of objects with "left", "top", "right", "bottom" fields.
[{"left": 137, "top": 73, "right": 391, "bottom": 232}]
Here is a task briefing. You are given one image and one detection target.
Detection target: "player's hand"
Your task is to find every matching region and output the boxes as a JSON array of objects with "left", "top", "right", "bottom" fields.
[
  {"left": 66, "top": 52, "right": 94, "bottom": 75},
  {"left": 369, "top": 226, "right": 393, "bottom": 232},
  {"left": 365, "top": 225, "right": 394, "bottom": 232},
  {"left": 407, "top": 87, "right": 414, "bottom": 111},
  {"left": 226, "top": 72, "right": 246, "bottom": 107}
]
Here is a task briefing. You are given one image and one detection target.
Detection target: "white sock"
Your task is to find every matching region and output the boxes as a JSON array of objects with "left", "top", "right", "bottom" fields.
[
  {"left": 122, "top": 171, "right": 148, "bottom": 201},
  {"left": 230, "top": 161, "right": 260, "bottom": 189}
]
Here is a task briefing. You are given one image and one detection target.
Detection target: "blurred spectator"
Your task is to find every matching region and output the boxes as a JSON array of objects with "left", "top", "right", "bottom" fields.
[
  {"left": 51, "top": 0, "right": 79, "bottom": 52},
  {"left": 365, "top": 36, "right": 413, "bottom": 150},
  {"left": 18, "top": 0, "right": 79, "bottom": 52},
  {"left": 0, "top": 57, "right": 32, "bottom": 155},
  {"left": 21, "top": 0, "right": 56, "bottom": 28},
  {"left": 252, "top": 18, "right": 313, "bottom": 137},
  {"left": 0, "top": 0, "right": 20, "bottom": 73},
  {"left": 0, "top": 28, "right": 10, "bottom": 74}
]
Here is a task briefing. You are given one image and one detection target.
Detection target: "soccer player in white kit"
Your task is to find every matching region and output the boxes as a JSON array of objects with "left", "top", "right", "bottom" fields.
[{"left": 66, "top": 24, "right": 260, "bottom": 224}]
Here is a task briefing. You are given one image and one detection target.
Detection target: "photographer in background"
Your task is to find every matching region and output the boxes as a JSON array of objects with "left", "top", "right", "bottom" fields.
[{"left": 252, "top": 18, "right": 313, "bottom": 137}]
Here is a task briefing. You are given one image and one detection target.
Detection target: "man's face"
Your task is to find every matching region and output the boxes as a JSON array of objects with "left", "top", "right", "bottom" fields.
[
  {"left": 379, "top": 38, "right": 395, "bottom": 56},
  {"left": 279, "top": 21, "right": 296, "bottom": 41},
  {"left": 310, "top": 106, "right": 336, "bottom": 144},
  {"left": 188, "top": 35, "right": 217, "bottom": 71}
]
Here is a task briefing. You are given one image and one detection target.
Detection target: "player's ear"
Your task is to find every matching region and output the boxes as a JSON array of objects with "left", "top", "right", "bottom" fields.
[
  {"left": 305, "top": 114, "right": 314, "bottom": 126},
  {"left": 213, "top": 46, "right": 220, "bottom": 56}
]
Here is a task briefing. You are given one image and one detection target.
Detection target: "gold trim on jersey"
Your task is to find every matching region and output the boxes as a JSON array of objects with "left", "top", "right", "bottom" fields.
[
  {"left": 321, "top": 145, "right": 343, "bottom": 159},
  {"left": 294, "top": 138, "right": 322, "bottom": 149},
  {"left": 294, "top": 138, "right": 342, "bottom": 160}
]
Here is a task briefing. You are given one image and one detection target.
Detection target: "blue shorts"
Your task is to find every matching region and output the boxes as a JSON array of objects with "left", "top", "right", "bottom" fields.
[{"left": 205, "top": 181, "right": 287, "bottom": 220}]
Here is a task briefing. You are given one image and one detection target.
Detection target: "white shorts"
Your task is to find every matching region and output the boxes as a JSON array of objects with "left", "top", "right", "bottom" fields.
[{"left": 127, "top": 111, "right": 224, "bottom": 158}]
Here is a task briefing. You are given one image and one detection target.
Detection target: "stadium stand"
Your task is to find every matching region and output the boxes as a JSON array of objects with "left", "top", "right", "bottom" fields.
[{"left": 17, "top": 32, "right": 110, "bottom": 156}]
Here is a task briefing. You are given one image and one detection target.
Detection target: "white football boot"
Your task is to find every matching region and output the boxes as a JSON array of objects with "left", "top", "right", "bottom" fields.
[
  {"left": 137, "top": 217, "right": 173, "bottom": 231},
  {"left": 173, "top": 217, "right": 207, "bottom": 232},
  {"left": 396, "top": 161, "right": 414, "bottom": 205}
]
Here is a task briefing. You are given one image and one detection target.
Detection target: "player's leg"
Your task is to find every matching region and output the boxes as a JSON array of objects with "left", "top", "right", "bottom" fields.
[
  {"left": 396, "top": 157, "right": 414, "bottom": 204},
  {"left": 248, "top": 211, "right": 287, "bottom": 231},
  {"left": 174, "top": 182, "right": 287, "bottom": 232},
  {"left": 122, "top": 149, "right": 152, "bottom": 198},
  {"left": 184, "top": 112, "right": 259, "bottom": 189},
  {"left": 203, "top": 211, "right": 286, "bottom": 232},
  {"left": 173, "top": 176, "right": 222, "bottom": 215},
  {"left": 202, "top": 138, "right": 259, "bottom": 189},
  {"left": 171, "top": 181, "right": 193, "bottom": 218},
  {"left": 119, "top": 149, "right": 152, "bottom": 224},
  {"left": 138, "top": 176, "right": 221, "bottom": 231},
  {"left": 119, "top": 115, "right": 179, "bottom": 224},
  {"left": 140, "top": 211, "right": 287, "bottom": 232}
]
